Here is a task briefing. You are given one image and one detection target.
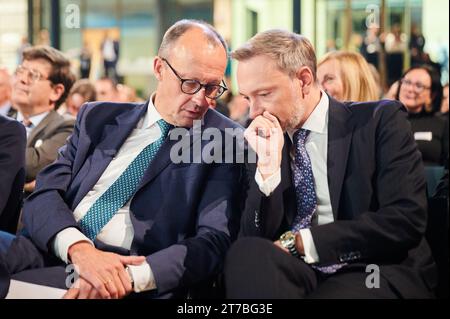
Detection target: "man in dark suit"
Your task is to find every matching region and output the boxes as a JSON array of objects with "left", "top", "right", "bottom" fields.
[
  {"left": 0, "top": 115, "right": 26, "bottom": 233},
  {"left": 0, "top": 20, "right": 243, "bottom": 299},
  {"left": 11, "top": 46, "right": 75, "bottom": 193},
  {"left": 224, "top": 30, "right": 436, "bottom": 299}
]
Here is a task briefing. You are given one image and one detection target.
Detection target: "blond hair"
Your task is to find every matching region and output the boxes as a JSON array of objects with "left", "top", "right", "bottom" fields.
[
  {"left": 231, "top": 29, "right": 317, "bottom": 79},
  {"left": 318, "top": 51, "right": 379, "bottom": 102}
]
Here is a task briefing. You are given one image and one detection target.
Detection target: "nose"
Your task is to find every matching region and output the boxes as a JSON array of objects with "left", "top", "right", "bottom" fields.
[
  {"left": 249, "top": 102, "right": 263, "bottom": 119},
  {"left": 191, "top": 87, "right": 209, "bottom": 107},
  {"left": 15, "top": 71, "right": 29, "bottom": 85}
]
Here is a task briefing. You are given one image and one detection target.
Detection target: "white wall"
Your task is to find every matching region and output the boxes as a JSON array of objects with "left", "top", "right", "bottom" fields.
[{"left": 422, "top": 0, "right": 449, "bottom": 83}]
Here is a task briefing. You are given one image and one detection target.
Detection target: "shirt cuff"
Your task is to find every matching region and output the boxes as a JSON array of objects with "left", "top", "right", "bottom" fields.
[
  {"left": 52, "top": 227, "right": 94, "bottom": 264},
  {"left": 299, "top": 228, "right": 320, "bottom": 264},
  {"left": 255, "top": 167, "right": 281, "bottom": 196},
  {"left": 127, "top": 262, "right": 157, "bottom": 293}
]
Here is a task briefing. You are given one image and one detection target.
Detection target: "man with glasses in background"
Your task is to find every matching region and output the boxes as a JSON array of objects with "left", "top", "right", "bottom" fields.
[
  {"left": 11, "top": 46, "right": 76, "bottom": 194},
  {"left": 0, "top": 19, "right": 243, "bottom": 299}
]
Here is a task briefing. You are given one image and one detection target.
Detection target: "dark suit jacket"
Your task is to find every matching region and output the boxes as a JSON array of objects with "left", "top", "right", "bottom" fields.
[
  {"left": 22, "top": 101, "right": 244, "bottom": 297},
  {"left": 25, "top": 110, "right": 75, "bottom": 182},
  {"left": 0, "top": 116, "right": 26, "bottom": 233},
  {"left": 240, "top": 97, "right": 436, "bottom": 298}
]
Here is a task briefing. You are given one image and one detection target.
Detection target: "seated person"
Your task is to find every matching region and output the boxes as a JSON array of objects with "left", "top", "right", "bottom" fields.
[
  {"left": 224, "top": 30, "right": 435, "bottom": 299},
  {"left": 11, "top": 46, "right": 76, "bottom": 193},
  {"left": 395, "top": 66, "right": 448, "bottom": 166},
  {"left": 0, "top": 19, "right": 243, "bottom": 299}
]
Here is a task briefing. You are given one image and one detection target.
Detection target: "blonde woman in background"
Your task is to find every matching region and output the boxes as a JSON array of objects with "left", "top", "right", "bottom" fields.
[{"left": 317, "top": 51, "right": 380, "bottom": 102}]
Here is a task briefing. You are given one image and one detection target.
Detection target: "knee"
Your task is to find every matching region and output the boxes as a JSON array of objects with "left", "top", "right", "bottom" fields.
[
  {"left": 0, "top": 231, "right": 16, "bottom": 255},
  {"left": 225, "top": 237, "right": 273, "bottom": 272}
]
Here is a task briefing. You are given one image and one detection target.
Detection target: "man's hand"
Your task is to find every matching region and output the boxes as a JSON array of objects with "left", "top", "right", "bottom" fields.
[
  {"left": 244, "top": 111, "right": 284, "bottom": 180},
  {"left": 68, "top": 242, "right": 145, "bottom": 299},
  {"left": 63, "top": 277, "right": 102, "bottom": 299}
]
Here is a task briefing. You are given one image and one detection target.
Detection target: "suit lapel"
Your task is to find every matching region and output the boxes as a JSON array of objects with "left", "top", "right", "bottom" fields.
[
  {"left": 76, "top": 103, "right": 148, "bottom": 204},
  {"left": 327, "top": 98, "right": 354, "bottom": 220},
  {"left": 136, "top": 121, "right": 202, "bottom": 192},
  {"left": 27, "top": 111, "right": 57, "bottom": 147}
]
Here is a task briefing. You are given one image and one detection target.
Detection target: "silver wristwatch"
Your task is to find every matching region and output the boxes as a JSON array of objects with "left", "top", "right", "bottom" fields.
[{"left": 280, "top": 231, "right": 300, "bottom": 258}]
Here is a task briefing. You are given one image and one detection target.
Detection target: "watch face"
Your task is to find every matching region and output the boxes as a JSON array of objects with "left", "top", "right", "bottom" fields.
[{"left": 280, "top": 231, "right": 295, "bottom": 248}]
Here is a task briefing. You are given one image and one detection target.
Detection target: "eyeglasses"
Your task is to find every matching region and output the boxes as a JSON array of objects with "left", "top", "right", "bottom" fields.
[
  {"left": 14, "top": 65, "right": 49, "bottom": 84},
  {"left": 400, "top": 78, "right": 431, "bottom": 93},
  {"left": 161, "top": 58, "right": 227, "bottom": 100}
]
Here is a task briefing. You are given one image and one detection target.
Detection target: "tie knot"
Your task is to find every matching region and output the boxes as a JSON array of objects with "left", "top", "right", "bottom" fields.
[
  {"left": 293, "top": 129, "right": 310, "bottom": 146},
  {"left": 22, "top": 118, "right": 32, "bottom": 128},
  {"left": 157, "top": 119, "right": 172, "bottom": 137}
]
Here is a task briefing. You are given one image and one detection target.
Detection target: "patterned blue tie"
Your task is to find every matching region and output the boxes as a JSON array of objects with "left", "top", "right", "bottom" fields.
[
  {"left": 79, "top": 119, "right": 172, "bottom": 241},
  {"left": 292, "top": 129, "right": 346, "bottom": 274}
]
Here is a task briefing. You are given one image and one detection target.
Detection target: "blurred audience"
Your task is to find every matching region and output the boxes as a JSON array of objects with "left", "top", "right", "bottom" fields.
[
  {"left": 440, "top": 83, "right": 449, "bottom": 116},
  {"left": 66, "top": 79, "right": 97, "bottom": 117},
  {"left": 95, "top": 77, "right": 120, "bottom": 102},
  {"left": 0, "top": 69, "right": 14, "bottom": 117},
  {"left": 361, "top": 26, "right": 381, "bottom": 69},
  {"left": 410, "top": 24, "right": 426, "bottom": 67},
  {"left": 117, "top": 84, "right": 142, "bottom": 103},
  {"left": 385, "top": 80, "right": 400, "bottom": 100},
  {"left": 317, "top": 51, "right": 379, "bottom": 102},
  {"left": 79, "top": 42, "right": 92, "bottom": 79},
  {"left": 101, "top": 32, "right": 120, "bottom": 83},
  {"left": 228, "top": 95, "right": 250, "bottom": 127},
  {"left": 396, "top": 66, "right": 448, "bottom": 166},
  {"left": 385, "top": 24, "right": 408, "bottom": 87},
  {"left": 11, "top": 46, "right": 76, "bottom": 193}
]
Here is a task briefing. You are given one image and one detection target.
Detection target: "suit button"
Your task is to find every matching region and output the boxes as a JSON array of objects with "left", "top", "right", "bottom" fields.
[{"left": 254, "top": 210, "right": 260, "bottom": 228}]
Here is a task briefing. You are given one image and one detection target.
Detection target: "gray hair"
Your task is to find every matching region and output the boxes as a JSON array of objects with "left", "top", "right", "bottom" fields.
[
  {"left": 158, "top": 19, "right": 228, "bottom": 58},
  {"left": 232, "top": 29, "right": 317, "bottom": 79}
]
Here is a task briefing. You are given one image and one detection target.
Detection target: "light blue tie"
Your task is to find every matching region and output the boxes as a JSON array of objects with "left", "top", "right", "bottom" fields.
[
  {"left": 79, "top": 119, "right": 172, "bottom": 241},
  {"left": 292, "top": 129, "right": 346, "bottom": 274}
]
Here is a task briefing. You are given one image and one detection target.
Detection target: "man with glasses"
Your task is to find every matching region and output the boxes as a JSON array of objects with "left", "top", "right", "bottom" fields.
[
  {"left": 0, "top": 20, "right": 243, "bottom": 299},
  {"left": 11, "top": 46, "right": 76, "bottom": 193}
]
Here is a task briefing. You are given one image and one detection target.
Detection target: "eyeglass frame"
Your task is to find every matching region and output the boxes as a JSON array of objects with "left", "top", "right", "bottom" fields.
[
  {"left": 400, "top": 78, "right": 431, "bottom": 93},
  {"left": 160, "top": 57, "right": 228, "bottom": 100},
  {"left": 14, "top": 65, "right": 51, "bottom": 84}
]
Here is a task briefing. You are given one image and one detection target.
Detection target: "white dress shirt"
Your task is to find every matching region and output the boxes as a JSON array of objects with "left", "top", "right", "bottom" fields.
[
  {"left": 16, "top": 111, "right": 49, "bottom": 137},
  {"left": 0, "top": 101, "right": 12, "bottom": 117},
  {"left": 255, "top": 92, "right": 333, "bottom": 264},
  {"left": 53, "top": 95, "right": 162, "bottom": 293}
]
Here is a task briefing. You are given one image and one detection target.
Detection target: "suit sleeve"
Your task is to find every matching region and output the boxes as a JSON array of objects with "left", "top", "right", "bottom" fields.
[
  {"left": 146, "top": 163, "right": 244, "bottom": 295},
  {"left": 310, "top": 104, "right": 428, "bottom": 265},
  {"left": 0, "top": 121, "right": 26, "bottom": 216},
  {"left": 23, "top": 106, "right": 89, "bottom": 252}
]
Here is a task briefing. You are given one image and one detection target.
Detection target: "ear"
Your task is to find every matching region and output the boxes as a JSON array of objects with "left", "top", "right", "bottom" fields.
[
  {"left": 153, "top": 57, "right": 164, "bottom": 81},
  {"left": 295, "top": 66, "right": 315, "bottom": 96},
  {"left": 49, "top": 83, "right": 65, "bottom": 106}
]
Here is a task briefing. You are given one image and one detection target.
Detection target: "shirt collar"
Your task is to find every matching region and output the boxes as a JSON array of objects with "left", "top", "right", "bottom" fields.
[
  {"left": 0, "top": 101, "right": 11, "bottom": 116},
  {"left": 288, "top": 90, "right": 329, "bottom": 140},
  {"left": 17, "top": 111, "right": 50, "bottom": 128},
  {"left": 140, "top": 93, "right": 162, "bottom": 129}
]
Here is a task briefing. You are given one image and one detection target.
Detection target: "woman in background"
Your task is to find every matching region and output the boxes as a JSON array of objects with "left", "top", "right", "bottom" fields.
[
  {"left": 317, "top": 51, "right": 380, "bottom": 102},
  {"left": 396, "top": 65, "right": 448, "bottom": 166}
]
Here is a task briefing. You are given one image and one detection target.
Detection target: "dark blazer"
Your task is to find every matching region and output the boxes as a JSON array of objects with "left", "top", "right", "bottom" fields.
[
  {"left": 22, "top": 101, "right": 244, "bottom": 297},
  {"left": 24, "top": 110, "right": 75, "bottom": 182},
  {"left": 240, "top": 97, "right": 436, "bottom": 298},
  {"left": 0, "top": 116, "right": 26, "bottom": 233}
]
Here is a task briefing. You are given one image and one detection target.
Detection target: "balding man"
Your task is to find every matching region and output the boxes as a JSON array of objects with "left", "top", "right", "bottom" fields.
[{"left": 0, "top": 20, "right": 243, "bottom": 299}]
